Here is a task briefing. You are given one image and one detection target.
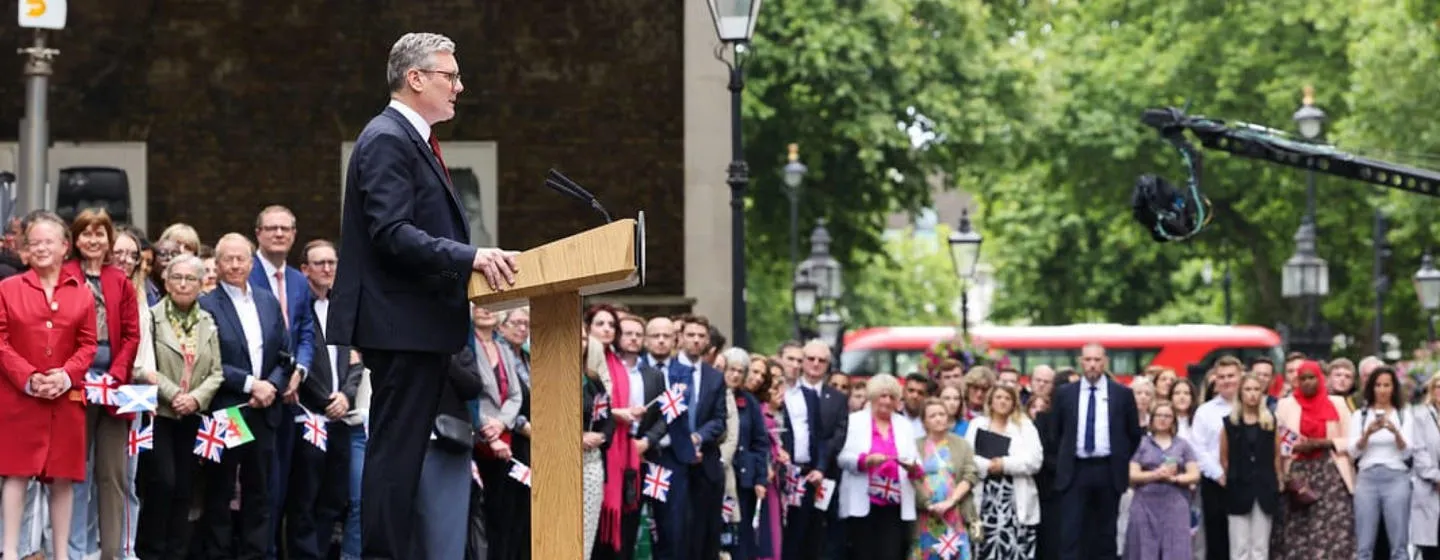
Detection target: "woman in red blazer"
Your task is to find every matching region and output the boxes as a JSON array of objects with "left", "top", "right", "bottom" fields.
[
  {"left": 0, "top": 210, "right": 99, "bottom": 560},
  {"left": 60, "top": 208, "right": 141, "bottom": 560}
]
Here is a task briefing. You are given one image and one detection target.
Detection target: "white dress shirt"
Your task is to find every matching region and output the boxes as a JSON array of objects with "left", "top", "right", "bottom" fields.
[
  {"left": 1192, "top": 396, "right": 1234, "bottom": 481},
  {"left": 221, "top": 282, "right": 266, "bottom": 393},
  {"left": 626, "top": 358, "right": 645, "bottom": 436},
  {"left": 785, "top": 378, "right": 825, "bottom": 465},
  {"left": 1075, "top": 375, "right": 1112, "bottom": 459},
  {"left": 1349, "top": 406, "right": 1416, "bottom": 472},
  {"left": 314, "top": 297, "right": 340, "bottom": 395},
  {"left": 388, "top": 99, "right": 432, "bottom": 143}
]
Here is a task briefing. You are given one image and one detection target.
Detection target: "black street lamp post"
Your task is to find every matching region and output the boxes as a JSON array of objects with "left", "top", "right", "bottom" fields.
[
  {"left": 707, "top": 0, "right": 763, "bottom": 349},
  {"left": 1416, "top": 251, "right": 1440, "bottom": 344},
  {"left": 783, "top": 143, "right": 808, "bottom": 338},
  {"left": 795, "top": 220, "right": 844, "bottom": 358},
  {"left": 1283, "top": 85, "right": 1331, "bottom": 357},
  {"left": 947, "top": 209, "right": 983, "bottom": 339}
]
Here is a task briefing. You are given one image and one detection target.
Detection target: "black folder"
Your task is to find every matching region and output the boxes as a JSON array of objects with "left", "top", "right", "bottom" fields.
[{"left": 974, "top": 428, "right": 1011, "bottom": 459}]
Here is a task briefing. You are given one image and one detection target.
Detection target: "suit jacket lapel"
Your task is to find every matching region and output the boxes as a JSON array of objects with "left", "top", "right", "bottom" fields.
[
  {"left": 213, "top": 288, "right": 252, "bottom": 372},
  {"left": 381, "top": 108, "right": 468, "bottom": 228},
  {"left": 254, "top": 288, "right": 277, "bottom": 367}
]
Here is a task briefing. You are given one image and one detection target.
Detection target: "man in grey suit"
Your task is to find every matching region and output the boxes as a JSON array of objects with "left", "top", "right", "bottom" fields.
[{"left": 285, "top": 240, "right": 365, "bottom": 560}]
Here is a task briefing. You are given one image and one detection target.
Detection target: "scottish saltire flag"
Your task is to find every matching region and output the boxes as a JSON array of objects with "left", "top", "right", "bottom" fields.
[
  {"left": 509, "top": 461, "right": 532, "bottom": 487},
  {"left": 932, "top": 529, "right": 965, "bottom": 559},
  {"left": 659, "top": 387, "right": 688, "bottom": 424},
  {"left": 84, "top": 371, "right": 117, "bottom": 405},
  {"left": 302, "top": 413, "right": 328, "bottom": 451},
  {"left": 194, "top": 416, "right": 229, "bottom": 463},
  {"left": 127, "top": 419, "right": 154, "bottom": 456},
  {"left": 642, "top": 463, "right": 673, "bottom": 502},
  {"left": 867, "top": 476, "right": 901, "bottom": 503},
  {"left": 114, "top": 385, "right": 158, "bottom": 414}
]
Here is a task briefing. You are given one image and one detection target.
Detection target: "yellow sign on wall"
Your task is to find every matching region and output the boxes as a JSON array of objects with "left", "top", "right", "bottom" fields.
[{"left": 18, "top": 0, "right": 67, "bottom": 30}]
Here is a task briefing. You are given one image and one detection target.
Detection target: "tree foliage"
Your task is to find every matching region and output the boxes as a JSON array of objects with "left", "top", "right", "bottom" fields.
[{"left": 743, "top": 0, "right": 1440, "bottom": 356}]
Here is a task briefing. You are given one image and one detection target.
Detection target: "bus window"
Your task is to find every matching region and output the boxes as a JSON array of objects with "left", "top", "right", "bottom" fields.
[
  {"left": 1011, "top": 350, "right": 1078, "bottom": 372},
  {"left": 1192, "top": 347, "right": 1286, "bottom": 375},
  {"left": 895, "top": 351, "right": 930, "bottom": 376},
  {"left": 1109, "top": 348, "right": 1163, "bottom": 375}
]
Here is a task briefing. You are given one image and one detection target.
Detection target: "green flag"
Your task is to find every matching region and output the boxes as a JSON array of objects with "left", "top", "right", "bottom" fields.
[{"left": 214, "top": 406, "right": 255, "bottom": 448}]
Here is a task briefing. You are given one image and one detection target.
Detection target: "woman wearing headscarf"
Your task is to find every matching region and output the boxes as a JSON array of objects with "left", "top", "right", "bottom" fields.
[{"left": 1272, "top": 360, "right": 1355, "bottom": 560}]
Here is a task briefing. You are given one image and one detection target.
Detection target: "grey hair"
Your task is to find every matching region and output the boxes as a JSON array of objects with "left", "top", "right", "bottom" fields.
[
  {"left": 387, "top": 33, "right": 456, "bottom": 92},
  {"left": 720, "top": 347, "right": 750, "bottom": 369},
  {"left": 866, "top": 373, "right": 903, "bottom": 402},
  {"left": 165, "top": 254, "right": 204, "bottom": 278}
]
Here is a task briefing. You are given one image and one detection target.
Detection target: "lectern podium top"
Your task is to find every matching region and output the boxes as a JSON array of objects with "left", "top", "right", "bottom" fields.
[{"left": 467, "top": 214, "right": 645, "bottom": 308}]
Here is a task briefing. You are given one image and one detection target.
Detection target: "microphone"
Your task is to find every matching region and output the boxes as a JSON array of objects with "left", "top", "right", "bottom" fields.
[{"left": 545, "top": 169, "right": 613, "bottom": 223}]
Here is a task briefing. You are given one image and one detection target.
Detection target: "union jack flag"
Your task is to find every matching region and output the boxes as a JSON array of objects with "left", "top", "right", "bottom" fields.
[
  {"left": 509, "top": 461, "right": 532, "bottom": 487},
  {"left": 932, "top": 529, "right": 964, "bottom": 559},
  {"left": 786, "top": 480, "right": 806, "bottom": 507},
  {"left": 1280, "top": 425, "right": 1301, "bottom": 456},
  {"left": 721, "top": 495, "right": 737, "bottom": 522},
  {"left": 84, "top": 371, "right": 117, "bottom": 406},
  {"left": 127, "top": 421, "right": 154, "bottom": 456},
  {"left": 642, "top": 463, "right": 672, "bottom": 502},
  {"left": 302, "top": 413, "right": 328, "bottom": 451},
  {"left": 591, "top": 394, "right": 610, "bottom": 423},
  {"left": 193, "top": 416, "right": 228, "bottom": 463},
  {"left": 867, "top": 476, "right": 901, "bottom": 503},
  {"left": 659, "top": 388, "right": 688, "bottom": 424}
]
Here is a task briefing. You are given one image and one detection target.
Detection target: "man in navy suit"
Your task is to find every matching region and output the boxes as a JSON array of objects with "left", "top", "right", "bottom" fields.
[
  {"left": 782, "top": 339, "right": 849, "bottom": 560},
  {"left": 247, "top": 205, "right": 316, "bottom": 558},
  {"left": 1046, "top": 343, "right": 1141, "bottom": 560},
  {"left": 197, "top": 233, "right": 294, "bottom": 560},
  {"left": 674, "top": 316, "right": 729, "bottom": 560},
  {"left": 326, "top": 32, "right": 518, "bottom": 560}
]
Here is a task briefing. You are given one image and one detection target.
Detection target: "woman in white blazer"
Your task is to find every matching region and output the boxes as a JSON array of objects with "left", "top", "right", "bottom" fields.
[
  {"left": 964, "top": 384, "right": 1042, "bottom": 560},
  {"left": 837, "top": 373, "right": 923, "bottom": 560},
  {"left": 1411, "top": 373, "right": 1440, "bottom": 560}
]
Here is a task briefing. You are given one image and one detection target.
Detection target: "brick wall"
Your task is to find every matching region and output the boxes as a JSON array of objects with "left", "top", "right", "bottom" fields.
[{"left": 0, "top": 0, "right": 686, "bottom": 297}]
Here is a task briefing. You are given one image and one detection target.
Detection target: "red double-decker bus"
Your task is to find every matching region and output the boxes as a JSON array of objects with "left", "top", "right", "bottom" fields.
[{"left": 839, "top": 324, "right": 1284, "bottom": 381}]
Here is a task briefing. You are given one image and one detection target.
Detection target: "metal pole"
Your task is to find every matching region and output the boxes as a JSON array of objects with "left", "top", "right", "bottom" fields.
[
  {"left": 961, "top": 289, "right": 970, "bottom": 340},
  {"left": 1223, "top": 262, "right": 1233, "bottom": 325},
  {"left": 1373, "top": 208, "right": 1388, "bottom": 356},
  {"left": 726, "top": 60, "right": 749, "bottom": 349},
  {"left": 18, "top": 30, "right": 57, "bottom": 214},
  {"left": 1305, "top": 168, "right": 1319, "bottom": 330},
  {"left": 788, "top": 187, "right": 799, "bottom": 340},
  {"left": 1430, "top": 314, "right": 1437, "bottom": 346}
]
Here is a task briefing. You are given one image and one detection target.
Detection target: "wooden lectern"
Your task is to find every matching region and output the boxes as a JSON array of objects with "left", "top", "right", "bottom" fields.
[{"left": 467, "top": 215, "right": 646, "bottom": 560}]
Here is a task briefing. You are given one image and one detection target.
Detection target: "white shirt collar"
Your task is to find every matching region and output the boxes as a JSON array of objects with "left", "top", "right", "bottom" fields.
[
  {"left": 388, "top": 99, "right": 431, "bottom": 141},
  {"left": 256, "top": 251, "right": 285, "bottom": 279},
  {"left": 1083, "top": 374, "right": 1108, "bottom": 392},
  {"left": 221, "top": 281, "right": 251, "bottom": 301}
]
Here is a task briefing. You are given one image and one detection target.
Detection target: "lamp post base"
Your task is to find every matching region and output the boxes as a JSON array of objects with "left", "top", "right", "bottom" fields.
[{"left": 1278, "top": 322, "right": 1332, "bottom": 361}]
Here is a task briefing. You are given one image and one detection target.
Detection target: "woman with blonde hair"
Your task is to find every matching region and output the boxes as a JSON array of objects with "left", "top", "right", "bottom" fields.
[
  {"left": 1220, "top": 374, "right": 1278, "bottom": 560},
  {"left": 964, "top": 384, "right": 1042, "bottom": 559}
]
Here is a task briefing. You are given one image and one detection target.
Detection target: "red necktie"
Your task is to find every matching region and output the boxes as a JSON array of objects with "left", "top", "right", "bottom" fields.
[{"left": 428, "top": 133, "right": 453, "bottom": 184}]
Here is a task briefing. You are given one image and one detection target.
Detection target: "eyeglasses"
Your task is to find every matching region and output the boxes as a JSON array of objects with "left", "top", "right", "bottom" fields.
[
  {"left": 259, "top": 225, "right": 295, "bottom": 234},
  {"left": 306, "top": 259, "right": 337, "bottom": 268},
  {"left": 167, "top": 274, "right": 201, "bottom": 284},
  {"left": 804, "top": 356, "right": 829, "bottom": 363},
  {"left": 420, "top": 68, "right": 463, "bottom": 87}
]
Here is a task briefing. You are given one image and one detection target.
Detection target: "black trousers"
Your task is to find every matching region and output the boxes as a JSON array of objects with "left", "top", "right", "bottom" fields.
[
  {"left": 1036, "top": 496, "right": 1061, "bottom": 560},
  {"left": 1059, "top": 459, "right": 1120, "bottom": 560},
  {"left": 689, "top": 467, "right": 725, "bottom": 560},
  {"left": 781, "top": 464, "right": 825, "bottom": 560},
  {"left": 846, "top": 505, "right": 910, "bottom": 560},
  {"left": 358, "top": 349, "right": 446, "bottom": 560},
  {"left": 284, "top": 421, "right": 351, "bottom": 560},
  {"left": 199, "top": 407, "right": 275, "bottom": 560},
  {"left": 136, "top": 415, "right": 202, "bottom": 560},
  {"left": 1200, "top": 478, "right": 1229, "bottom": 560}
]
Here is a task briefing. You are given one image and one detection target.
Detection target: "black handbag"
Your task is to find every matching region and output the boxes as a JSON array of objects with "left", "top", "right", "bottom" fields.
[
  {"left": 622, "top": 467, "right": 640, "bottom": 508},
  {"left": 433, "top": 414, "right": 476, "bottom": 455}
]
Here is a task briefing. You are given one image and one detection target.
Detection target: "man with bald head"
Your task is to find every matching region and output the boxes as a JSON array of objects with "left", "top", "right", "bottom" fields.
[
  {"left": 642, "top": 316, "right": 675, "bottom": 369},
  {"left": 1030, "top": 365, "right": 1057, "bottom": 401},
  {"left": 198, "top": 233, "right": 294, "bottom": 558},
  {"left": 781, "top": 340, "right": 850, "bottom": 560}
]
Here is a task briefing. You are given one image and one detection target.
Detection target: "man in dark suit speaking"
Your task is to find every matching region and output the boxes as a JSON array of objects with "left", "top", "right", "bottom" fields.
[{"left": 326, "top": 32, "right": 519, "bottom": 560}]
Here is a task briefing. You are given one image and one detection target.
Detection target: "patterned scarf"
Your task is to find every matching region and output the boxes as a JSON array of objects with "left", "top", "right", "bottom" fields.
[{"left": 165, "top": 298, "right": 200, "bottom": 350}]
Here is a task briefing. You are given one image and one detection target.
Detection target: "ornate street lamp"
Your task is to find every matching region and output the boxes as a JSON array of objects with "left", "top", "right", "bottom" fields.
[
  {"left": 1283, "top": 84, "right": 1329, "bottom": 356},
  {"left": 792, "top": 269, "right": 818, "bottom": 320},
  {"left": 816, "top": 308, "right": 844, "bottom": 360},
  {"left": 798, "top": 220, "right": 843, "bottom": 301},
  {"left": 707, "top": 0, "right": 764, "bottom": 348},
  {"left": 1417, "top": 251, "right": 1440, "bottom": 343},
  {"left": 947, "top": 208, "right": 983, "bottom": 338},
  {"left": 783, "top": 143, "right": 807, "bottom": 274}
]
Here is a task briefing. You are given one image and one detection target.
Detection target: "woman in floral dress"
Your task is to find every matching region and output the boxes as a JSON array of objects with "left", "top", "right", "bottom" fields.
[{"left": 913, "top": 398, "right": 978, "bottom": 560}]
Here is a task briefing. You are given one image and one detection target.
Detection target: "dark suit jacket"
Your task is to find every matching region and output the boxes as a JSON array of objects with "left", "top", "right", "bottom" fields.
[
  {"left": 633, "top": 363, "right": 668, "bottom": 450},
  {"left": 249, "top": 258, "right": 315, "bottom": 372},
  {"left": 814, "top": 384, "right": 849, "bottom": 478},
  {"left": 327, "top": 106, "right": 476, "bottom": 353},
  {"left": 200, "top": 283, "right": 293, "bottom": 426},
  {"left": 298, "top": 298, "right": 363, "bottom": 414},
  {"left": 689, "top": 362, "right": 729, "bottom": 482},
  {"left": 732, "top": 390, "right": 772, "bottom": 489},
  {"left": 1047, "top": 376, "right": 1142, "bottom": 493}
]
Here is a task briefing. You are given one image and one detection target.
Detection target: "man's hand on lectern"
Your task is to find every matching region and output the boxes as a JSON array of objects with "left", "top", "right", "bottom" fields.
[{"left": 473, "top": 248, "right": 521, "bottom": 290}]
